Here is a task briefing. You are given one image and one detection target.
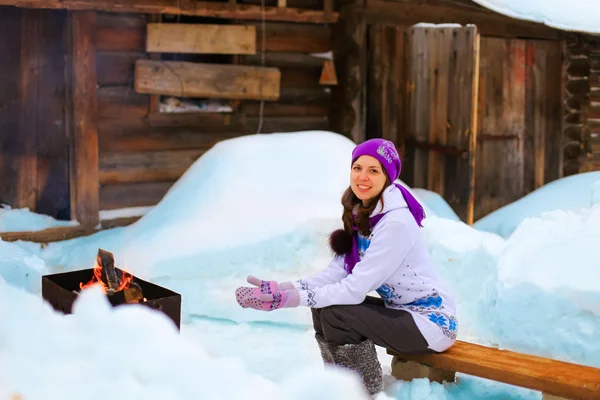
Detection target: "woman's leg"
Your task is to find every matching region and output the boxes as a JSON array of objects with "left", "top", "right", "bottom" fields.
[{"left": 311, "top": 308, "right": 333, "bottom": 365}]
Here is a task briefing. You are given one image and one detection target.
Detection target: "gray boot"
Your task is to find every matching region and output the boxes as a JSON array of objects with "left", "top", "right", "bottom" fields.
[
  {"left": 327, "top": 339, "right": 383, "bottom": 396},
  {"left": 315, "top": 333, "right": 334, "bottom": 365}
]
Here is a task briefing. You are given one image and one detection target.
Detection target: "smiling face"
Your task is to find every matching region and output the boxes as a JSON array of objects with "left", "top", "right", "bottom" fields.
[{"left": 350, "top": 155, "right": 388, "bottom": 205}]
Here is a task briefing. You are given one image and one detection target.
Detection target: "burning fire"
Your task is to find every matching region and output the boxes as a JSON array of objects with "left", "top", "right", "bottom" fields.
[{"left": 79, "top": 260, "right": 134, "bottom": 293}]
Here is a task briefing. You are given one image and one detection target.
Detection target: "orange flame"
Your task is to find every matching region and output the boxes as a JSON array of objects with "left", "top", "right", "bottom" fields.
[{"left": 79, "top": 260, "right": 134, "bottom": 293}]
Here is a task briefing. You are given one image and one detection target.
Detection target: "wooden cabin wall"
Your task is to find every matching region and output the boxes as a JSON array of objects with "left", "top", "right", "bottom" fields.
[
  {"left": 474, "top": 37, "right": 563, "bottom": 221},
  {"left": 95, "top": 9, "right": 333, "bottom": 211},
  {"left": 0, "top": 7, "right": 71, "bottom": 220},
  {"left": 564, "top": 34, "right": 600, "bottom": 175}
]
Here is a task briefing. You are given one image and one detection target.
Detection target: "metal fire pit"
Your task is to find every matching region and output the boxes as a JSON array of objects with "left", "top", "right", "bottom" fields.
[{"left": 42, "top": 268, "right": 182, "bottom": 330}]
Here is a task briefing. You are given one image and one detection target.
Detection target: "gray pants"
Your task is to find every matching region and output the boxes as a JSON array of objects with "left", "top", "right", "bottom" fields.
[{"left": 311, "top": 296, "right": 435, "bottom": 355}]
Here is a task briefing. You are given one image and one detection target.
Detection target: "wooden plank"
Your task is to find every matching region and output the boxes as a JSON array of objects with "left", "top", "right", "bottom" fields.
[
  {"left": 35, "top": 9, "right": 70, "bottom": 219},
  {"left": 68, "top": 10, "right": 100, "bottom": 228},
  {"left": 242, "top": 102, "right": 328, "bottom": 117},
  {"left": 364, "top": 0, "right": 560, "bottom": 40},
  {"left": 0, "top": 216, "right": 141, "bottom": 243},
  {"left": 135, "top": 59, "right": 281, "bottom": 101},
  {"left": 245, "top": 52, "right": 324, "bottom": 68},
  {"left": 97, "top": 51, "right": 147, "bottom": 86},
  {"left": 253, "top": 22, "right": 331, "bottom": 53},
  {"left": 98, "top": 117, "right": 250, "bottom": 152},
  {"left": 100, "top": 181, "right": 174, "bottom": 210},
  {"left": 367, "top": 25, "right": 384, "bottom": 139},
  {"left": 99, "top": 149, "right": 206, "bottom": 184},
  {"left": 18, "top": 9, "right": 42, "bottom": 211},
  {"left": 146, "top": 23, "right": 256, "bottom": 55},
  {"left": 97, "top": 23, "right": 144, "bottom": 52},
  {"left": 0, "top": 7, "right": 21, "bottom": 208},
  {"left": 475, "top": 37, "right": 526, "bottom": 221},
  {"left": 0, "top": 0, "right": 339, "bottom": 23},
  {"left": 97, "top": 86, "right": 149, "bottom": 119},
  {"left": 388, "top": 341, "right": 600, "bottom": 400},
  {"left": 245, "top": 116, "right": 329, "bottom": 133}
]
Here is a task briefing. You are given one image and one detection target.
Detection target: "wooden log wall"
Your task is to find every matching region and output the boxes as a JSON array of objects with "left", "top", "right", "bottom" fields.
[
  {"left": 96, "top": 9, "right": 334, "bottom": 211},
  {"left": 564, "top": 34, "right": 600, "bottom": 174}
]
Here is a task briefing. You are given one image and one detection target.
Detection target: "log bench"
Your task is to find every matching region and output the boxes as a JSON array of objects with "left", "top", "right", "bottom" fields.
[{"left": 388, "top": 340, "right": 600, "bottom": 400}]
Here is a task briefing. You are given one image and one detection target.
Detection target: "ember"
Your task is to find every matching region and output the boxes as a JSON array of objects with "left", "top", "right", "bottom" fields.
[{"left": 42, "top": 248, "right": 181, "bottom": 330}]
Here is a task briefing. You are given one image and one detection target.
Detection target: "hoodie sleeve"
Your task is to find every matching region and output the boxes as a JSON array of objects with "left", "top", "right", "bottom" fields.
[
  {"left": 297, "top": 219, "right": 416, "bottom": 308},
  {"left": 290, "top": 256, "right": 348, "bottom": 290}
]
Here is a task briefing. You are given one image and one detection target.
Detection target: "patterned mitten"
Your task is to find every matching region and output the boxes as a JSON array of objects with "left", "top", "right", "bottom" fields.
[
  {"left": 235, "top": 287, "right": 300, "bottom": 311},
  {"left": 246, "top": 275, "right": 295, "bottom": 293}
]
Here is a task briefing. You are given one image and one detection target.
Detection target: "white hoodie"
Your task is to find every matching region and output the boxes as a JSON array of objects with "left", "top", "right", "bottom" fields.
[{"left": 293, "top": 185, "right": 457, "bottom": 353}]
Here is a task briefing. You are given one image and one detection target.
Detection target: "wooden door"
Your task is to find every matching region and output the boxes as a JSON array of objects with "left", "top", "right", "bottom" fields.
[{"left": 403, "top": 25, "right": 480, "bottom": 225}]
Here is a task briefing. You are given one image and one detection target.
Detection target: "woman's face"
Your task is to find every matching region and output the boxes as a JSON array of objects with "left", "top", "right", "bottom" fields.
[{"left": 350, "top": 155, "right": 387, "bottom": 204}]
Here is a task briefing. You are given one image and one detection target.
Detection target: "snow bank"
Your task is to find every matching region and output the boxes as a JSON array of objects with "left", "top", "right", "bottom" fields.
[
  {"left": 474, "top": 171, "right": 600, "bottom": 238},
  {"left": 412, "top": 189, "right": 461, "bottom": 222},
  {"left": 0, "top": 205, "right": 78, "bottom": 232},
  {"left": 491, "top": 204, "right": 600, "bottom": 367},
  {"left": 472, "top": 0, "right": 600, "bottom": 35},
  {"left": 0, "top": 283, "right": 370, "bottom": 400},
  {"left": 0, "top": 239, "right": 49, "bottom": 293}
]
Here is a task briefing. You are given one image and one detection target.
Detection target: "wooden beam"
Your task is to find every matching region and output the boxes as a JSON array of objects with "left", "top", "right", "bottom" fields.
[
  {"left": 146, "top": 23, "right": 256, "bottom": 55},
  {"left": 0, "top": 216, "right": 141, "bottom": 243},
  {"left": 99, "top": 149, "right": 206, "bottom": 184},
  {"left": 0, "top": 0, "right": 338, "bottom": 23},
  {"left": 388, "top": 341, "right": 600, "bottom": 400},
  {"left": 364, "top": 0, "right": 561, "bottom": 40},
  {"left": 135, "top": 59, "right": 281, "bottom": 101},
  {"left": 68, "top": 10, "right": 100, "bottom": 228}
]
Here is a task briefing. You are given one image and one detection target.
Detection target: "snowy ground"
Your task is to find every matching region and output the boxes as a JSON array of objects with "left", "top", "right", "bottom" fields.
[{"left": 1, "top": 131, "right": 599, "bottom": 400}]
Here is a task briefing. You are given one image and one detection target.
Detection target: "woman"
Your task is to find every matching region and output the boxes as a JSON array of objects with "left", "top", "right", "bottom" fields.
[{"left": 235, "top": 138, "right": 458, "bottom": 396}]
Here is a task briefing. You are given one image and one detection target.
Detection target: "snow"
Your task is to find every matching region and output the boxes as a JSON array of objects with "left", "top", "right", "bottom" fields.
[
  {"left": 99, "top": 206, "right": 154, "bottom": 220},
  {"left": 0, "top": 205, "right": 78, "bottom": 232},
  {"left": 471, "top": 0, "right": 600, "bottom": 35},
  {"left": 1, "top": 130, "right": 599, "bottom": 399},
  {"left": 473, "top": 171, "right": 600, "bottom": 238}
]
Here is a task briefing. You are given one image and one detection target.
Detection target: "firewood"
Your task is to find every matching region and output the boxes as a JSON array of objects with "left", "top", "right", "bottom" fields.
[{"left": 97, "top": 249, "right": 121, "bottom": 294}]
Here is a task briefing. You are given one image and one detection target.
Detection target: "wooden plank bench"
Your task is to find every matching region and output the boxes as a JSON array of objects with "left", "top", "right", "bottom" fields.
[{"left": 388, "top": 340, "right": 600, "bottom": 400}]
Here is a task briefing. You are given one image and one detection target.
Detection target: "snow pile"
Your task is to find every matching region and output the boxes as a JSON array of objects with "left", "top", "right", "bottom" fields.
[
  {"left": 490, "top": 204, "right": 600, "bottom": 367},
  {"left": 0, "top": 239, "right": 49, "bottom": 293},
  {"left": 412, "top": 189, "right": 461, "bottom": 222},
  {"left": 474, "top": 171, "right": 600, "bottom": 238},
  {"left": 0, "top": 284, "right": 369, "bottom": 400},
  {"left": 472, "top": 0, "right": 600, "bottom": 35},
  {"left": 0, "top": 205, "right": 78, "bottom": 233}
]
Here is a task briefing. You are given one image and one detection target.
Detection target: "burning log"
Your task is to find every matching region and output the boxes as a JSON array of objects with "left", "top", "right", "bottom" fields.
[{"left": 79, "top": 248, "right": 145, "bottom": 305}]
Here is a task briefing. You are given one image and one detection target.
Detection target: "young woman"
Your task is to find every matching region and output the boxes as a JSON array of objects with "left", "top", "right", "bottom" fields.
[{"left": 235, "top": 138, "right": 458, "bottom": 396}]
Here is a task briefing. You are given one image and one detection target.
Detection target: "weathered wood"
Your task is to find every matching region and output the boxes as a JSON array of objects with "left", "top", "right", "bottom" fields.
[
  {"left": 364, "top": 0, "right": 561, "bottom": 40},
  {"left": 0, "top": 7, "right": 21, "bottom": 208},
  {"left": 33, "top": 10, "right": 70, "bottom": 219},
  {"left": 329, "top": 4, "right": 367, "bottom": 141},
  {"left": 98, "top": 117, "right": 249, "bottom": 152},
  {"left": 146, "top": 23, "right": 256, "bottom": 54},
  {"left": 100, "top": 181, "right": 174, "bottom": 210},
  {"left": 97, "top": 51, "right": 147, "bottom": 86},
  {"left": 68, "top": 10, "right": 100, "bottom": 228},
  {"left": 135, "top": 59, "right": 281, "bottom": 101},
  {"left": 97, "top": 86, "right": 149, "bottom": 119},
  {"left": 475, "top": 37, "right": 526, "bottom": 221},
  {"left": 0, "top": 216, "right": 141, "bottom": 243},
  {"left": 18, "top": 9, "right": 42, "bottom": 211},
  {"left": 244, "top": 52, "right": 325, "bottom": 68},
  {"left": 253, "top": 22, "right": 331, "bottom": 53},
  {"left": 388, "top": 341, "right": 600, "bottom": 400},
  {"left": 404, "top": 25, "right": 479, "bottom": 224},
  {"left": 97, "top": 248, "right": 120, "bottom": 293},
  {"left": 242, "top": 102, "right": 328, "bottom": 117},
  {"left": 0, "top": 0, "right": 339, "bottom": 23},
  {"left": 245, "top": 116, "right": 329, "bottom": 133},
  {"left": 99, "top": 149, "right": 206, "bottom": 184},
  {"left": 97, "top": 23, "right": 144, "bottom": 52}
]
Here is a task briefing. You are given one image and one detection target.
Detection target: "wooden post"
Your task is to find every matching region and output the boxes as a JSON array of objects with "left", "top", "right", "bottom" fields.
[{"left": 68, "top": 10, "right": 99, "bottom": 228}]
